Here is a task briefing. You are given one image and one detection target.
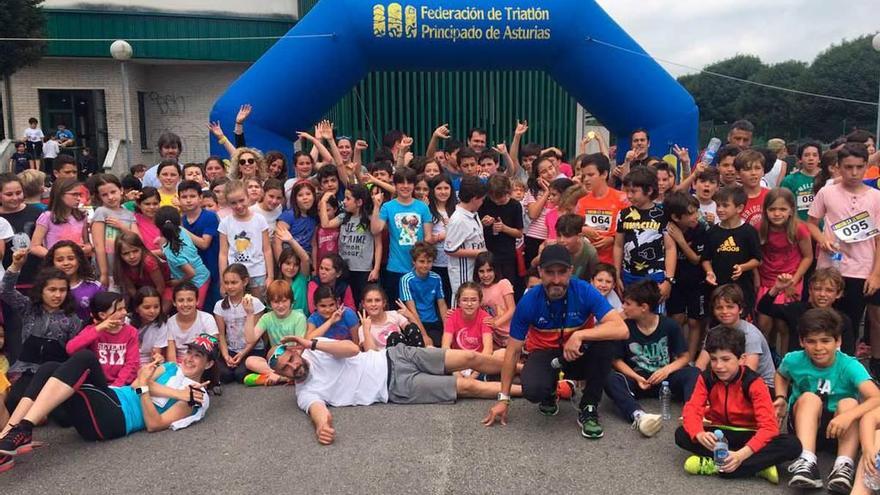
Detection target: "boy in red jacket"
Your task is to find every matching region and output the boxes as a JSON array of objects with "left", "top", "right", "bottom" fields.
[{"left": 675, "top": 326, "right": 800, "bottom": 484}]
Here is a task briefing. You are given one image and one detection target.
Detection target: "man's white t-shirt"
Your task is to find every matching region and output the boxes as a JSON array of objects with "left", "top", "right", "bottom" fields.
[
  {"left": 296, "top": 341, "right": 389, "bottom": 413},
  {"left": 23, "top": 128, "right": 44, "bottom": 143}
]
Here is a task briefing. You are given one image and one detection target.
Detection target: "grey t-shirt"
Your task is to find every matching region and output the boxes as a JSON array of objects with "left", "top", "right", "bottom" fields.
[
  {"left": 339, "top": 214, "right": 374, "bottom": 272},
  {"left": 712, "top": 320, "right": 776, "bottom": 388}
]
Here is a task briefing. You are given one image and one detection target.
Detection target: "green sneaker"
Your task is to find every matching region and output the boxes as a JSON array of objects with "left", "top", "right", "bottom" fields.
[
  {"left": 756, "top": 465, "right": 779, "bottom": 485},
  {"left": 577, "top": 405, "right": 603, "bottom": 439},
  {"left": 684, "top": 456, "right": 718, "bottom": 476},
  {"left": 538, "top": 395, "right": 559, "bottom": 416}
]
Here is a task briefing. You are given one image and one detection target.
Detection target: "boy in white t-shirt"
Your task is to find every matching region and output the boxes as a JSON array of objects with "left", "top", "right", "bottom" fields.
[
  {"left": 445, "top": 176, "right": 488, "bottom": 303},
  {"left": 22, "top": 118, "right": 44, "bottom": 171}
]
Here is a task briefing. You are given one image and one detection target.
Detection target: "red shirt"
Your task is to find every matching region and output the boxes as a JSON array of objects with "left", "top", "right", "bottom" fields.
[{"left": 741, "top": 188, "right": 769, "bottom": 227}]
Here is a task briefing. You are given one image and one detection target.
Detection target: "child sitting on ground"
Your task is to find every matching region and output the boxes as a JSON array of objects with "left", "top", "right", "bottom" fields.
[
  {"left": 775, "top": 308, "right": 880, "bottom": 492},
  {"left": 604, "top": 280, "right": 698, "bottom": 438},
  {"left": 243, "top": 280, "right": 306, "bottom": 386},
  {"left": 676, "top": 326, "right": 800, "bottom": 484}
]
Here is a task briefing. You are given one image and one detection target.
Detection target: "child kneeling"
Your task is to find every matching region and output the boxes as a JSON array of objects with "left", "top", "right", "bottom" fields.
[{"left": 676, "top": 326, "right": 800, "bottom": 483}]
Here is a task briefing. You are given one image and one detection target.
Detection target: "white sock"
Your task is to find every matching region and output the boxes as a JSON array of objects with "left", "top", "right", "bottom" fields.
[
  {"left": 800, "top": 450, "right": 817, "bottom": 464},
  {"left": 834, "top": 456, "right": 854, "bottom": 468},
  {"left": 632, "top": 410, "right": 644, "bottom": 421}
]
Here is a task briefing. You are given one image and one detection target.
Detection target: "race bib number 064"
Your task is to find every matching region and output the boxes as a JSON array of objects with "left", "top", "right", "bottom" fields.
[
  {"left": 584, "top": 211, "right": 612, "bottom": 231},
  {"left": 832, "top": 211, "right": 880, "bottom": 244}
]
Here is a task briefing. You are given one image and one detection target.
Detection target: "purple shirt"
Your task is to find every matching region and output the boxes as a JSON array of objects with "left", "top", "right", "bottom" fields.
[{"left": 70, "top": 280, "right": 102, "bottom": 323}]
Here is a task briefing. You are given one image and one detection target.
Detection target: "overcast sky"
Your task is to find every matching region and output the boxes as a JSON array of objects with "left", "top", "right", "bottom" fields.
[{"left": 597, "top": 0, "right": 878, "bottom": 77}]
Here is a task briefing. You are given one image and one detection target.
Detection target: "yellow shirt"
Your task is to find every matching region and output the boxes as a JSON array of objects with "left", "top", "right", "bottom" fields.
[
  {"left": 0, "top": 369, "right": 9, "bottom": 394},
  {"left": 159, "top": 191, "right": 178, "bottom": 208}
]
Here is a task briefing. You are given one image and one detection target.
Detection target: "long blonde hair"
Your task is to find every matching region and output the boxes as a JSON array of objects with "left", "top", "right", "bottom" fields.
[{"left": 230, "top": 147, "right": 266, "bottom": 181}]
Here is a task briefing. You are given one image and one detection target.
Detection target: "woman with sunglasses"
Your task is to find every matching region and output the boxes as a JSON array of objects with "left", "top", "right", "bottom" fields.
[
  {"left": 230, "top": 147, "right": 266, "bottom": 183},
  {"left": 0, "top": 334, "right": 219, "bottom": 472}
]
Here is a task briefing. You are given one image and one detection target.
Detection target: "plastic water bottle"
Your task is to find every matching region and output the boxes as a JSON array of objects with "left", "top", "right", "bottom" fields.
[
  {"left": 701, "top": 138, "right": 722, "bottom": 165},
  {"left": 864, "top": 453, "right": 880, "bottom": 490},
  {"left": 659, "top": 380, "right": 672, "bottom": 420},
  {"left": 713, "top": 429, "right": 729, "bottom": 466},
  {"left": 830, "top": 251, "right": 843, "bottom": 270}
]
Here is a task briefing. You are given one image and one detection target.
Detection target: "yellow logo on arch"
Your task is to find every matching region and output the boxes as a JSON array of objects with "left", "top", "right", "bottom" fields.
[{"left": 373, "top": 3, "right": 417, "bottom": 38}]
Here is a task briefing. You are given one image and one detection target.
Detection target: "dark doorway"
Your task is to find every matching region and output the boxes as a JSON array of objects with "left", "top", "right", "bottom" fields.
[{"left": 39, "top": 89, "right": 108, "bottom": 163}]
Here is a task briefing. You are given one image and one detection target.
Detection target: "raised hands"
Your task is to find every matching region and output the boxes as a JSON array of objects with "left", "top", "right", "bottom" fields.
[
  {"left": 208, "top": 121, "right": 225, "bottom": 138},
  {"left": 514, "top": 120, "right": 528, "bottom": 136},
  {"left": 235, "top": 104, "right": 253, "bottom": 125},
  {"left": 433, "top": 124, "right": 451, "bottom": 140}
]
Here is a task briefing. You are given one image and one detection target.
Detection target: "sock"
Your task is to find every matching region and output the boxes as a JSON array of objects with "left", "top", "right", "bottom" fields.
[
  {"left": 834, "top": 456, "right": 854, "bottom": 468},
  {"left": 633, "top": 410, "right": 644, "bottom": 421},
  {"left": 799, "top": 450, "right": 817, "bottom": 464}
]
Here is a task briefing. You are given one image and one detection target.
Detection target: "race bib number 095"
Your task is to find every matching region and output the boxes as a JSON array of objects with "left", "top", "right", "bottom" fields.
[{"left": 832, "top": 211, "right": 879, "bottom": 244}]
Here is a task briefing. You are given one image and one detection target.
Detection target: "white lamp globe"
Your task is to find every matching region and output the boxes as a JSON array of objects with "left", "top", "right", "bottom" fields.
[
  {"left": 110, "top": 40, "right": 133, "bottom": 60},
  {"left": 873, "top": 33, "right": 880, "bottom": 52}
]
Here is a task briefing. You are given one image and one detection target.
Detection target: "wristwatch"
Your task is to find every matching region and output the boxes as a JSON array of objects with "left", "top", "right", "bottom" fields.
[
  {"left": 663, "top": 276, "right": 676, "bottom": 284},
  {"left": 135, "top": 385, "right": 149, "bottom": 396},
  {"left": 496, "top": 392, "right": 511, "bottom": 404},
  {"left": 310, "top": 339, "right": 318, "bottom": 351}
]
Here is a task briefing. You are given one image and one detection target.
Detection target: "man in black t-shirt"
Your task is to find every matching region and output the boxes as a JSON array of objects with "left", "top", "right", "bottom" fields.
[{"left": 478, "top": 174, "right": 524, "bottom": 294}]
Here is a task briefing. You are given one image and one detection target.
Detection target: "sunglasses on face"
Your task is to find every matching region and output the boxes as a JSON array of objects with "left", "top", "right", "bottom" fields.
[{"left": 239, "top": 158, "right": 256, "bottom": 165}]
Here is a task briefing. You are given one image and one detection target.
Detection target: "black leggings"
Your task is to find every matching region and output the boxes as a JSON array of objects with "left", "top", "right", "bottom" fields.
[{"left": 24, "top": 350, "right": 127, "bottom": 441}]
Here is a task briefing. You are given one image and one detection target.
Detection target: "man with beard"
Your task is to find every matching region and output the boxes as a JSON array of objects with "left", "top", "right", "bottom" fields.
[
  {"left": 482, "top": 245, "right": 627, "bottom": 439},
  {"left": 270, "top": 335, "right": 519, "bottom": 445}
]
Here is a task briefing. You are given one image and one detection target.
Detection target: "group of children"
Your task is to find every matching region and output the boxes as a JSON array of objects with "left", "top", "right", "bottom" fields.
[{"left": 1, "top": 114, "right": 880, "bottom": 492}]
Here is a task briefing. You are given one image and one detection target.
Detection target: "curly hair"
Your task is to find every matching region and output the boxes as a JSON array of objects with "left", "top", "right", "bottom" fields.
[{"left": 230, "top": 147, "right": 266, "bottom": 182}]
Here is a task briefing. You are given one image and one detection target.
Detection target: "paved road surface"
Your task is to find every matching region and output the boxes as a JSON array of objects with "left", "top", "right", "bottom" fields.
[{"left": 5, "top": 386, "right": 826, "bottom": 494}]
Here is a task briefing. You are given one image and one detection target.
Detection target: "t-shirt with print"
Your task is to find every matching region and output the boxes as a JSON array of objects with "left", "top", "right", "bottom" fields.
[
  {"left": 675, "top": 219, "right": 710, "bottom": 286},
  {"left": 711, "top": 320, "right": 776, "bottom": 388},
  {"left": 138, "top": 321, "right": 169, "bottom": 365},
  {"left": 444, "top": 308, "right": 492, "bottom": 352},
  {"left": 167, "top": 311, "right": 219, "bottom": 360},
  {"left": 616, "top": 204, "right": 668, "bottom": 277},
  {"left": 781, "top": 171, "right": 817, "bottom": 221},
  {"left": 163, "top": 232, "right": 210, "bottom": 288},
  {"left": 256, "top": 309, "right": 307, "bottom": 347},
  {"left": 445, "top": 206, "right": 486, "bottom": 298},
  {"left": 307, "top": 308, "right": 359, "bottom": 341},
  {"left": 741, "top": 188, "right": 769, "bottom": 227},
  {"left": 358, "top": 310, "right": 409, "bottom": 349},
  {"left": 481, "top": 279, "right": 513, "bottom": 347},
  {"left": 11, "top": 153, "right": 29, "bottom": 173},
  {"left": 478, "top": 197, "right": 522, "bottom": 262},
  {"left": 218, "top": 213, "right": 269, "bottom": 278},
  {"left": 702, "top": 222, "right": 762, "bottom": 306},
  {"left": 1, "top": 204, "right": 43, "bottom": 284},
  {"left": 758, "top": 221, "right": 810, "bottom": 288},
  {"left": 808, "top": 183, "right": 880, "bottom": 279},
  {"left": 214, "top": 297, "right": 266, "bottom": 354},
  {"left": 70, "top": 280, "right": 102, "bottom": 323},
  {"left": 431, "top": 209, "right": 450, "bottom": 268},
  {"left": 339, "top": 214, "right": 374, "bottom": 272},
  {"left": 778, "top": 350, "right": 870, "bottom": 412},
  {"left": 618, "top": 315, "right": 686, "bottom": 376},
  {"left": 36, "top": 211, "right": 85, "bottom": 250},
  {"left": 399, "top": 270, "right": 444, "bottom": 324},
  {"left": 315, "top": 226, "right": 340, "bottom": 264},
  {"left": 576, "top": 187, "right": 629, "bottom": 264},
  {"left": 24, "top": 127, "right": 44, "bottom": 143},
  {"left": 92, "top": 206, "right": 136, "bottom": 274},
  {"left": 379, "top": 198, "right": 432, "bottom": 274}
]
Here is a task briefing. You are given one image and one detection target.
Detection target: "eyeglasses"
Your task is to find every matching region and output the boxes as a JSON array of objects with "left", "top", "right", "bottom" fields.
[{"left": 239, "top": 158, "right": 256, "bottom": 165}]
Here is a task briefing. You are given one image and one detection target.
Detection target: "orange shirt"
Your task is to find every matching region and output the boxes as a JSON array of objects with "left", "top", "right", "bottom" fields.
[
  {"left": 866, "top": 166, "right": 879, "bottom": 180},
  {"left": 576, "top": 187, "right": 629, "bottom": 264}
]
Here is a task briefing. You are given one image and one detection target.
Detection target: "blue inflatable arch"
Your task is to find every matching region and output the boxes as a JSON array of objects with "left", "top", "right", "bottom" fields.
[{"left": 211, "top": 0, "right": 698, "bottom": 160}]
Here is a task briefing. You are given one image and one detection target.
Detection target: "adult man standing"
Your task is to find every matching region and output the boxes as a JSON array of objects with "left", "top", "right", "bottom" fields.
[
  {"left": 142, "top": 132, "right": 183, "bottom": 189},
  {"left": 271, "top": 335, "right": 518, "bottom": 445},
  {"left": 611, "top": 128, "right": 650, "bottom": 185},
  {"left": 483, "top": 244, "right": 628, "bottom": 438},
  {"left": 727, "top": 120, "right": 754, "bottom": 148},
  {"left": 467, "top": 127, "right": 487, "bottom": 153}
]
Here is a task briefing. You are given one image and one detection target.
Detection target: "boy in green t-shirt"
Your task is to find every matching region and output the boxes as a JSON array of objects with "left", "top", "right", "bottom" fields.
[
  {"left": 775, "top": 308, "right": 880, "bottom": 492},
  {"left": 242, "top": 280, "right": 306, "bottom": 386},
  {"left": 780, "top": 141, "right": 822, "bottom": 221}
]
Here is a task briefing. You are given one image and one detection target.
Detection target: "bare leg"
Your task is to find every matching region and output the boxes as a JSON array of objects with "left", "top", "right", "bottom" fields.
[
  {"left": 792, "top": 392, "right": 823, "bottom": 453},
  {"left": 686, "top": 317, "right": 704, "bottom": 361},
  {"left": 455, "top": 377, "right": 522, "bottom": 398},
  {"left": 245, "top": 356, "right": 272, "bottom": 374},
  {"left": 851, "top": 430, "right": 880, "bottom": 495},
  {"left": 21, "top": 378, "right": 74, "bottom": 426},
  {"left": 836, "top": 398, "right": 861, "bottom": 459},
  {"left": 444, "top": 349, "right": 505, "bottom": 375},
  {"left": 1, "top": 398, "right": 34, "bottom": 437}
]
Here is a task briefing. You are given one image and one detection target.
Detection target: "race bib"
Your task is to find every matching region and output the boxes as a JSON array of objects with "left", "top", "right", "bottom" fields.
[
  {"left": 831, "top": 211, "right": 880, "bottom": 244},
  {"left": 796, "top": 191, "right": 813, "bottom": 211},
  {"left": 584, "top": 210, "right": 613, "bottom": 231}
]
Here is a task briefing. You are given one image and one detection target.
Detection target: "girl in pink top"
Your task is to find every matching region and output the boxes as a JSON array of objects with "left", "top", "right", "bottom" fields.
[
  {"left": 306, "top": 253, "right": 355, "bottom": 314},
  {"left": 755, "top": 188, "right": 813, "bottom": 337},
  {"left": 316, "top": 191, "right": 341, "bottom": 264},
  {"left": 134, "top": 188, "right": 163, "bottom": 257},
  {"left": 473, "top": 253, "right": 515, "bottom": 349},
  {"left": 358, "top": 285, "right": 420, "bottom": 350},
  {"left": 441, "top": 282, "right": 492, "bottom": 355},
  {"left": 65, "top": 292, "right": 139, "bottom": 386},
  {"left": 30, "top": 178, "right": 90, "bottom": 259}
]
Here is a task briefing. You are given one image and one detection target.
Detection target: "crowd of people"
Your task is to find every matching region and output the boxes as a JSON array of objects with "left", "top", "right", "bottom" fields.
[{"left": 2, "top": 105, "right": 880, "bottom": 492}]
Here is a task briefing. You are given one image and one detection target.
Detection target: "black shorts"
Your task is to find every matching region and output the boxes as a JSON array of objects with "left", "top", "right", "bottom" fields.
[
  {"left": 787, "top": 405, "right": 837, "bottom": 451},
  {"left": 25, "top": 141, "right": 42, "bottom": 159},
  {"left": 667, "top": 280, "right": 705, "bottom": 319}
]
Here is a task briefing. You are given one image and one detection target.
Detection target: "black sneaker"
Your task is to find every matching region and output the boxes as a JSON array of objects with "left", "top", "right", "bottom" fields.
[
  {"left": 826, "top": 461, "right": 856, "bottom": 494},
  {"left": 538, "top": 395, "right": 559, "bottom": 416},
  {"left": 212, "top": 385, "right": 223, "bottom": 396},
  {"left": 577, "top": 405, "right": 603, "bottom": 439},
  {"left": 787, "top": 458, "right": 822, "bottom": 489},
  {"left": 0, "top": 424, "right": 32, "bottom": 456}
]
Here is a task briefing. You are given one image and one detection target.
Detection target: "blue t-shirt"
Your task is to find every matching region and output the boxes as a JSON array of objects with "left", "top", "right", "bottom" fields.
[
  {"left": 163, "top": 231, "right": 210, "bottom": 288},
  {"left": 778, "top": 350, "right": 871, "bottom": 412},
  {"left": 307, "top": 307, "right": 359, "bottom": 340},
  {"left": 510, "top": 278, "right": 612, "bottom": 351},
  {"left": 112, "top": 362, "right": 183, "bottom": 434},
  {"left": 278, "top": 210, "right": 318, "bottom": 251},
  {"left": 182, "top": 209, "right": 220, "bottom": 279},
  {"left": 379, "top": 199, "right": 432, "bottom": 274},
  {"left": 399, "top": 270, "right": 444, "bottom": 323}
]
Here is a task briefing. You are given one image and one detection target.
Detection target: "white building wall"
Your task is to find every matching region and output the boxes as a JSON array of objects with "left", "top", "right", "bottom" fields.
[{"left": 44, "top": 0, "right": 299, "bottom": 18}]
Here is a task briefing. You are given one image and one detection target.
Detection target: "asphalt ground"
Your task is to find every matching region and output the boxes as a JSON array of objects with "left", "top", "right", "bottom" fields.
[{"left": 4, "top": 385, "right": 832, "bottom": 494}]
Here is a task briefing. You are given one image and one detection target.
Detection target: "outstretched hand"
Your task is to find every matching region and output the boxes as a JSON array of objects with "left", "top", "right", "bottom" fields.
[{"left": 235, "top": 104, "right": 252, "bottom": 124}]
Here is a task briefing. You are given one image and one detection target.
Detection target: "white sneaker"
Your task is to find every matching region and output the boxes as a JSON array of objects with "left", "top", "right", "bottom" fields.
[{"left": 632, "top": 413, "right": 663, "bottom": 437}]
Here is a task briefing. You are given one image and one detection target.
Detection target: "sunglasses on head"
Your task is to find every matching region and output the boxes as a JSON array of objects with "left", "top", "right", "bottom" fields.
[
  {"left": 239, "top": 158, "right": 256, "bottom": 165},
  {"left": 268, "top": 344, "right": 292, "bottom": 369}
]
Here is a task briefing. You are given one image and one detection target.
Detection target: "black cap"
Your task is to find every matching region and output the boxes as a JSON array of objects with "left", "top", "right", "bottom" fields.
[{"left": 539, "top": 244, "right": 572, "bottom": 269}]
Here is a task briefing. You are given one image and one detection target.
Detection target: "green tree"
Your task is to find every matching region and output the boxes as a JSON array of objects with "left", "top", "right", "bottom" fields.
[
  {"left": 0, "top": 0, "right": 46, "bottom": 78},
  {"left": 679, "top": 54, "right": 765, "bottom": 125},
  {"left": 734, "top": 60, "right": 810, "bottom": 141}
]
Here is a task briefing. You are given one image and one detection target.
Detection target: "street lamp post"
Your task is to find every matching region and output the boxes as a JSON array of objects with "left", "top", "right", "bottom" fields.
[
  {"left": 110, "top": 40, "right": 133, "bottom": 171},
  {"left": 873, "top": 33, "right": 880, "bottom": 141}
]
